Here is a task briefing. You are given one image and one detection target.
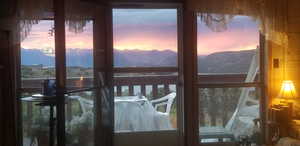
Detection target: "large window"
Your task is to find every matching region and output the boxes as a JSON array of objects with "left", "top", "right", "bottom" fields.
[
  {"left": 112, "top": 8, "right": 179, "bottom": 134},
  {"left": 21, "top": 21, "right": 56, "bottom": 146},
  {"left": 20, "top": 20, "right": 95, "bottom": 146},
  {"left": 197, "top": 16, "right": 262, "bottom": 144}
]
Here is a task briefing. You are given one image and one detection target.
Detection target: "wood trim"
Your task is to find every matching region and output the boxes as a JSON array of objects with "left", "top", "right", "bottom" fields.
[
  {"left": 177, "top": 6, "right": 185, "bottom": 146},
  {"left": 94, "top": 5, "right": 114, "bottom": 146},
  {"left": 114, "top": 67, "right": 178, "bottom": 73},
  {"left": 0, "top": 30, "right": 18, "bottom": 146},
  {"left": 183, "top": 6, "right": 198, "bottom": 146},
  {"left": 198, "top": 142, "right": 237, "bottom": 146},
  {"left": 54, "top": 0, "right": 67, "bottom": 145},
  {"left": 259, "top": 32, "right": 268, "bottom": 144},
  {"left": 197, "top": 82, "right": 261, "bottom": 88},
  {"left": 111, "top": 2, "right": 182, "bottom": 9}
]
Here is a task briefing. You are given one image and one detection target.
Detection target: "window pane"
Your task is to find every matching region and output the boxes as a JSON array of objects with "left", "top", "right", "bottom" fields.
[
  {"left": 198, "top": 87, "right": 261, "bottom": 143},
  {"left": 113, "top": 9, "right": 178, "bottom": 67},
  {"left": 113, "top": 9, "right": 178, "bottom": 133},
  {"left": 21, "top": 20, "right": 56, "bottom": 146},
  {"left": 65, "top": 21, "right": 94, "bottom": 146},
  {"left": 197, "top": 16, "right": 260, "bottom": 83}
]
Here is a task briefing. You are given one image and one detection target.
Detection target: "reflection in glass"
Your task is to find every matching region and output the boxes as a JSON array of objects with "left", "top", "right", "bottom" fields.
[
  {"left": 197, "top": 16, "right": 259, "bottom": 76},
  {"left": 21, "top": 20, "right": 56, "bottom": 146},
  {"left": 112, "top": 9, "right": 178, "bottom": 132},
  {"left": 113, "top": 72, "right": 177, "bottom": 132},
  {"left": 198, "top": 87, "right": 260, "bottom": 143},
  {"left": 113, "top": 9, "right": 178, "bottom": 67},
  {"left": 65, "top": 21, "right": 94, "bottom": 146}
]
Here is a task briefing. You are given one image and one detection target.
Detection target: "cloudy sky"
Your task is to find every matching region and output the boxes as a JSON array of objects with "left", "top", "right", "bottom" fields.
[{"left": 21, "top": 9, "right": 259, "bottom": 55}]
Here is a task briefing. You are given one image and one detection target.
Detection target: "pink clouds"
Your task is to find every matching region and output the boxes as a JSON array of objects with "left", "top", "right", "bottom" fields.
[
  {"left": 21, "top": 13, "right": 259, "bottom": 57},
  {"left": 113, "top": 31, "right": 177, "bottom": 51},
  {"left": 197, "top": 27, "right": 259, "bottom": 55},
  {"left": 21, "top": 21, "right": 93, "bottom": 50}
]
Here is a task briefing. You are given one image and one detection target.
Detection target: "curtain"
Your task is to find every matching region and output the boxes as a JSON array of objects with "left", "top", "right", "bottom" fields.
[
  {"left": 13, "top": 0, "right": 99, "bottom": 42},
  {"left": 188, "top": 0, "right": 289, "bottom": 42}
]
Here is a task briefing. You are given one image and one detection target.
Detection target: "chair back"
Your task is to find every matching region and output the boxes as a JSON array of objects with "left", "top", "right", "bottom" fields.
[{"left": 150, "top": 92, "right": 176, "bottom": 115}]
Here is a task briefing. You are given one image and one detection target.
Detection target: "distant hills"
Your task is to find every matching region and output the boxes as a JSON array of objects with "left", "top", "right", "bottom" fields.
[
  {"left": 21, "top": 48, "right": 256, "bottom": 73},
  {"left": 198, "top": 50, "right": 255, "bottom": 73},
  {"left": 114, "top": 49, "right": 177, "bottom": 67}
]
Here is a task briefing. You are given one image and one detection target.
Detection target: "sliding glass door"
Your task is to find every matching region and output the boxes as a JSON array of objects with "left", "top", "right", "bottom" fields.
[
  {"left": 20, "top": 20, "right": 57, "bottom": 146},
  {"left": 112, "top": 5, "right": 184, "bottom": 146},
  {"left": 19, "top": 17, "right": 110, "bottom": 146},
  {"left": 196, "top": 15, "right": 265, "bottom": 145}
]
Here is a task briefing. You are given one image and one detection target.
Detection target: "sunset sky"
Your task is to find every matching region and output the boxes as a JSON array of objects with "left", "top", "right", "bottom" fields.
[{"left": 21, "top": 9, "right": 259, "bottom": 55}]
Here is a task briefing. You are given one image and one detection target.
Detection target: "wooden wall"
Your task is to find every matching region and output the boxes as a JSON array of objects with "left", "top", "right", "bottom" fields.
[
  {"left": 268, "top": 0, "right": 300, "bottom": 102},
  {"left": 287, "top": 0, "right": 300, "bottom": 95}
]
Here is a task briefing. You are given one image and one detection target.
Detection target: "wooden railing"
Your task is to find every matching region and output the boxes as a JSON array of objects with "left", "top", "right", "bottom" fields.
[
  {"left": 20, "top": 73, "right": 249, "bottom": 97},
  {"left": 20, "top": 70, "right": 252, "bottom": 123}
]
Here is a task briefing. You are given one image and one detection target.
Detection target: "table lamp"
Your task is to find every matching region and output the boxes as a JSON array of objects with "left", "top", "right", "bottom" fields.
[
  {"left": 276, "top": 80, "right": 297, "bottom": 119},
  {"left": 278, "top": 80, "right": 297, "bottom": 100}
]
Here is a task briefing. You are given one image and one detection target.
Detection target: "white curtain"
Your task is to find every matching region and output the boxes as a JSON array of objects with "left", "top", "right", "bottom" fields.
[
  {"left": 188, "top": 0, "right": 289, "bottom": 46},
  {"left": 7, "top": 0, "right": 97, "bottom": 43},
  {"left": 1, "top": 0, "right": 290, "bottom": 46}
]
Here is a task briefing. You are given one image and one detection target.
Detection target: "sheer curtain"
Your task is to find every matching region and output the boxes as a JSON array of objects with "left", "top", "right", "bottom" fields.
[
  {"left": 188, "top": 0, "right": 289, "bottom": 46},
  {"left": 1, "top": 0, "right": 98, "bottom": 44}
]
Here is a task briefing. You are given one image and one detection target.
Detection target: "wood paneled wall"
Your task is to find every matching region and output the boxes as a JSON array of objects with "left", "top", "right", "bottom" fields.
[
  {"left": 268, "top": 0, "right": 300, "bottom": 102},
  {"left": 0, "top": 30, "right": 18, "bottom": 146},
  {"left": 287, "top": 0, "right": 300, "bottom": 95}
]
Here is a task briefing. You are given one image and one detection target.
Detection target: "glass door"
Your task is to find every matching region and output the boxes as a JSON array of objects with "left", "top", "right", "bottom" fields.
[
  {"left": 112, "top": 5, "right": 183, "bottom": 146},
  {"left": 64, "top": 21, "right": 95, "bottom": 146},
  {"left": 19, "top": 16, "right": 112, "bottom": 146},
  {"left": 20, "top": 20, "right": 57, "bottom": 146},
  {"left": 196, "top": 15, "right": 264, "bottom": 145}
]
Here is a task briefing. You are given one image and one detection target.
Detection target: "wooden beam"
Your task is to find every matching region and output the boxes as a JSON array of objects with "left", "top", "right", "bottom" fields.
[
  {"left": 114, "top": 67, "right": 178, "bottom": 73},
  {"left": 152, "top": 84, "right": 158, "bottom": 98},
  {"left": 141, "top": 84, "right": 146, "bottom": 96},
  {"left": 197, "top": 82, "right": 261, "bottom": 88},
  {"left": 129, "top": 85, "right": 134, "bottom": 96},
  {"left": 259, "top": 32, "right": 268, "bottom": 144},
  {"left": 94, "top": 5, "right": 114, "bottom": 146},
  {"left": 183, "top": 5, "right": 198, "bottom": 146},
  {"left": 54, "top": 0, "right": 66, "bottom": 145},
  {"left": 111, "top": 0, "right": 182, "bottom": 4}
]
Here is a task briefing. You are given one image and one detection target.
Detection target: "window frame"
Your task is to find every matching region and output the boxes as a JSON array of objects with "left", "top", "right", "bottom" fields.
[
  {"left": 195, "top": 21, "right": 267, "bottom": 145},
  {"left": 111, "top": 3, "right": 185, "bottom": 146}
]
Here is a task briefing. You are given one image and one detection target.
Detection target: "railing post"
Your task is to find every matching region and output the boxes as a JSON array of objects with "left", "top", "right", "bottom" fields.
[
  {"left": 141, "top": 84, "right": 146, "bottom": 96},
  {"left": 117, "top": 86, "right": 122, "bottom": 96},
  {"left": 27, "top": 102, "right": 33, "bottom": 131},
  {"left": 129, "top": 85, "right": 134, "bottom": 96},
  {"left": 164, "top": 84, "right": 170, "bottom": 95},
  {"left": 66, "top": 99, "right": 72, "bottom": 121},
  {"left": 152, "top": 84, "right": 158, "bottom": 99}
]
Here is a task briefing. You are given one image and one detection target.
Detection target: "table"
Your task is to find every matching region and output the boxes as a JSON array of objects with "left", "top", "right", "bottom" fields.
[{"left": 21, "top": 95, "right": 58, "bottom": 146}]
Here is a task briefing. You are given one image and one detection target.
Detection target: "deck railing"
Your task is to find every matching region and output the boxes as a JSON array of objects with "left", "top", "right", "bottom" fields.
[
  {"left": 20, "top": 73, "right": 249, "bottom": 96},
  {"left": 20, "top": 69, "right": 250, "bottom": 123}
]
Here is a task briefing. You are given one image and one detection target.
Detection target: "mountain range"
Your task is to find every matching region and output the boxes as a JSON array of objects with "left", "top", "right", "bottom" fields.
[{"left": 21, "top": 48, "right": 256, "bottom": 73}]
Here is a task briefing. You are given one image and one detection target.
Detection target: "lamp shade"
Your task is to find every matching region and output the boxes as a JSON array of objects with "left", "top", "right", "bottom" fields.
[{"left": 278, "top": 80, "right": 297, "bottom": 99}]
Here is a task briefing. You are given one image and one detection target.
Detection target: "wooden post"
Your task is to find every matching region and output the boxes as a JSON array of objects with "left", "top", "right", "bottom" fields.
[
  {"left": 117, "top": 86, "right": 122, "bottom": 96},
  {"left": 164, "top": 84, "right": 170, "bottom": 95},
  {"left": 183, "top": 5, "right": 198, "bottom": 146},
  {"left": 153, "top": 84, "right": 158, "bottom": 99},
  {"left": 129, "top": 85, "right": 134, "bottom": 96},
  {"left": 259, "top": 32, "right": 268, "bottom": 144},
  {"left": 141, "top": 84, "right": 146, "bottom": 96},
  {"left": 54, "top": 0, "right": 66, "bottom": 145},
  {"left": 66, "top": 100, "right": 72, "bottom": 121},
  {"left": 94, "top": 5, "right": 114, "bottom": 146}
]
